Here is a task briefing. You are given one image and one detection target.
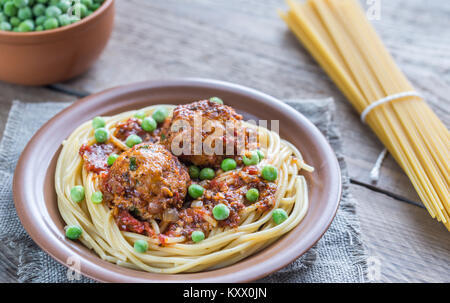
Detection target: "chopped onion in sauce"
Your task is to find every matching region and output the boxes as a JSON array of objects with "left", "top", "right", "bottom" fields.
[
  {"left": 191, "top": 200, "right": 203, "bottom": 208},
  {"left": 163, "top": 208, "right": 179, "bottom": 222}
]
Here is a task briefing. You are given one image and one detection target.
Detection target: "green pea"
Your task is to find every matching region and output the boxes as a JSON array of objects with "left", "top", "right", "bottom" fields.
[
  {"left": 70, "top": 185, "right": 85, "bottom": 203},
  {"left": 58, "top": 13, "right": 71, "bottom": 26},
  {"left": 81, "top": 0, "right": 93, "bottom": 8},
  {"left": 0, "top": 12, "right": 7, "bottom": 23},
  {"left": 209, "top": 97, "right": 223, "bottom": 105},
  {"left": 212, "top": 203, "right": 230, "bottom": 221},
  {"left": 0, "top": 0, "right": 103, "bottom": 32},
  {"left": 188, "top": 165, "right": 200, "bottom": 179},
  {"left": 91, "top": 191, "right": 103, "bottom": 204},
  {"left": 57, "top": 0, "right": 71, "bottom": 13},
  {"left": 32, "top": 3, "right": 45, "bottom": 16},
  {"left": 43, "top": 17, "right": 58, "bottom": 29},
  {"left": 152, "top": 107, "right": 168, "bottom": 123},
  {"left": 10, "top": 16, "right": 20, "bottom": 26},
  {"left": 94, "top": 127, "right": 109, "bottom": 143},
  {"left": 92, "top": 116, "right": 105, "bottom": 129},
  {"left": 261, "top": 165, "right": 277, "bottom": 182},
  {"left": 256, "top": 150, "right": 265, "bottom": 161},
  {"left": 13, "top": 0, "right": 28, "bottom": 8},
  {"left": 18, "top": 19, "right": 34, "bottom": 31},
  {"left": 35, "top": 15, "right": 46, "bottom": 25},
  {"left": 272, "top": 208, "right": 288, "bottom": 225},
  {"left": 0, "top": 21, "right": 12, "bottom": 31},
  {"left": 243, "top": 150, "right": 260, "bottom": 166},
  {"left": 191, "top": 230, "right": 205, "bottom": 243},
  {"left": 69, "top": 15, "right": 80, "bottom": 23},
  {"left": 107, "top": 153, "right": 119, "bottom": 166},
  {"left": 65, "top": 225, "right": 82, "bottom": 240},
  {"left": 89, "top": 3, "right": 100, "bottom": 10},
  {"left": 141, "top": 117, "right": 157, "bottom": 132},
  {"left": 45, "top": 5, "right": 61, "bottom": 17},
  {"left": 188, "top": 184, "right": 204, "bottom": 199},
  {"left": 125, "top": 134, "right": 142, "bottom": 148},
  {"left": 72, "top": 3, "right": 87, "bottom": 18},
  {"left": 17, "top": 7, "right": 32, "bottom": 20},
  {"left": 199, "top": 167, "right": 215, "bottom": 180},
  {"left": 134, "top": 110, "right": 146, "bottom": 120},
  {"left": 133, "top": 240, "right": 148, "bottom": 253},
  {"left": 4, "top": 2, "right": 18, "bottom": 17},
  {"left": 221, "top": 158, "right": 236, "bottom": 171},
  {"left": 245, "top": 188, "right": 259, "bottom": 202}
]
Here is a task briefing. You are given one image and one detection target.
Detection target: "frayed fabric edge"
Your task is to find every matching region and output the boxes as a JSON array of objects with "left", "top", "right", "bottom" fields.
[{"left": 0, "top": 234, "right": 44, "bottom": 283}]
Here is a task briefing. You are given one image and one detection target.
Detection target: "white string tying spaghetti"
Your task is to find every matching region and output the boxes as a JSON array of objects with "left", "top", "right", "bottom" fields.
[
  {"left": 360, "top": 91, "right": 422, "bottom": 123},
  {"left": 361, "top": 91, "right": 422, "bottom": 182}
]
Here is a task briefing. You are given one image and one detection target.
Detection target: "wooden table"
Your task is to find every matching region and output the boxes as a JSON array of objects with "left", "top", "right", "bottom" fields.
[{"left": 0, "top": 0, "right": 448, "bottom": 283}]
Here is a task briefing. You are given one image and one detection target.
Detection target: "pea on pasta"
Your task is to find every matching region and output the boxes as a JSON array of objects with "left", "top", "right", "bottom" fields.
[{"left": 55, "top": 99, "right": 313, "bottom": 273}]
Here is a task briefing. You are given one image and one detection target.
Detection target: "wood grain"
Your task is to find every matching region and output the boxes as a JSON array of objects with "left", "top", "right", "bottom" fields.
[
  {"left": 61, "top": 0, "right": 450, "bottom": 202},
  {"left": 58, "top": 0, "right": 450, "bottom": 283},
  {"left": 0, "top": 83, "right": 76, "bottom": 142},
  {"left": 0, "top": 0, "right": 448, "bottom": 282},
  {"left": 353, "top": 186, "right": 450, "bottom": 283}
]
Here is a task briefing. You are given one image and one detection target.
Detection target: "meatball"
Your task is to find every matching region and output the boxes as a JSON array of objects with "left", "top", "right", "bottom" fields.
[
  {"left": 163, "top": 100, "right": 255, "bottom": 167},
  {"left": 101, "top": 143, "right": 190, "bottom": 220}
]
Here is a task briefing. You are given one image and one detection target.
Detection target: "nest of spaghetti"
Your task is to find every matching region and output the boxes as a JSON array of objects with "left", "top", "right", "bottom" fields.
[{"left": 55, "top": 99, "right": 313, "bottom": 273}]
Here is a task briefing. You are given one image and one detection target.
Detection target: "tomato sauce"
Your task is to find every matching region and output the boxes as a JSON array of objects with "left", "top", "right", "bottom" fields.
[
  {"left": 115, "top": 209, "right": 154, "bottom": 236},
  {"left": 79, "top": 143, "right": 118, "bottom": 174},
  {"left": 166, "top": 207, "right": 213, "bottom": 238},
  {"left": 79, "top": 108, "right": 277, "bottom": 244},
  {"left": 114, "top": 118, "right": 160, "bottom": 143}
]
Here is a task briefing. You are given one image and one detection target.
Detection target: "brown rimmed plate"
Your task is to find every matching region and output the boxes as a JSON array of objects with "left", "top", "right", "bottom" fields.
[{"left": 13, "top": 79, "right": 341, "bottom": 282}]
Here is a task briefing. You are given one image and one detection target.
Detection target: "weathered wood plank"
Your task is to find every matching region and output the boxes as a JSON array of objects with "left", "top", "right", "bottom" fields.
[
  {"left": 0, "top": 83, "right": 76, "bottom": 142},
  {"left": 353, "top": 185, "right": 450, "bottom": 283},
  {"left": 59, "top": 0, "right": 449, "bottom": 203},
  {"left": 0, "top": 0, "right": 448, "bottom": 283}
]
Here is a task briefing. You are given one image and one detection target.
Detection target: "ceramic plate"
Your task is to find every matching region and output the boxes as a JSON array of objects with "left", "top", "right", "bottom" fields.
[{"left": 13, "top": 79, "right": 341, "bottom": 282}]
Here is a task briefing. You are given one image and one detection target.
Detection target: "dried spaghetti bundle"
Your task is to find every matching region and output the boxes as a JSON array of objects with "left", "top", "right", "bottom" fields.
[{"left": 280, "top": 0, "right": 450, "bottom": 229}]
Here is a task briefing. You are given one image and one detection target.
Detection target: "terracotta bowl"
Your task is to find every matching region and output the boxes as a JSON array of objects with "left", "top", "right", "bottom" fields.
[
  {"left": 13, "top": 79, "right": 341, "bottom": 282},
  {"left": 0, "top": 0, "right": 114, "bottom": 86}
]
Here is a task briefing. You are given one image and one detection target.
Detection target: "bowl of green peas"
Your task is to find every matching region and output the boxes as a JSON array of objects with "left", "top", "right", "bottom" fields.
[{"left": 0, "top": 0, "right": 114, "bottom": 85}]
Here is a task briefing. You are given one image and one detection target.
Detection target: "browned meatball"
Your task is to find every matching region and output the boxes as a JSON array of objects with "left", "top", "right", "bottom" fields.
[
  {"left": 101, "top": 143, "right": 190, "bottom": 220},
  {"left": 163, "top": 100, "right": 253, "bottom": 167}
]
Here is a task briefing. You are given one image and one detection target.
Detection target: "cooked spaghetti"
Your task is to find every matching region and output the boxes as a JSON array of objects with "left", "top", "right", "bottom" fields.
[
  {"left": 280, "top": 0, "right": 450, "bottom": 230},
  {"left": 55, "top": 99, "right": 313, "bottom": 273}
]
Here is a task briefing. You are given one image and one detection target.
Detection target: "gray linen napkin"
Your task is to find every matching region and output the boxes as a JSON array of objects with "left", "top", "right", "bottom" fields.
[{"left": 0, "top": 99, "right": 368, "bottom": 283}]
